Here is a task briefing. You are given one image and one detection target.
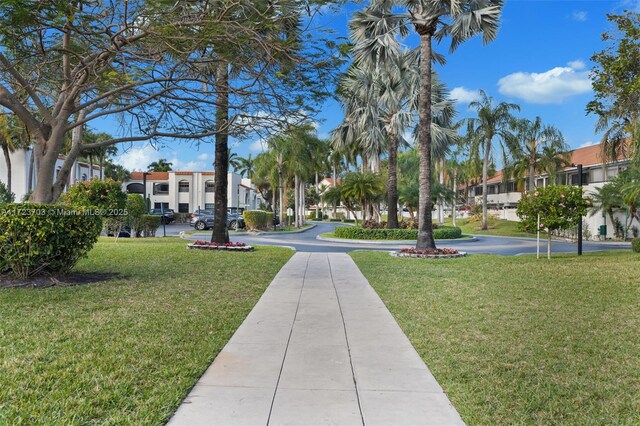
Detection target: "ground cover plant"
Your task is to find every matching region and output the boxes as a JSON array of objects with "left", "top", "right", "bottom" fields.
[
  {"left": 0, "top": 238, "right": 292, "bottom": 424},
  {"left": 333, "top": 225, "right": 462, "bottom": 240},
  {"left": 351, "top": 251, "right": 640, "bottom": 425},
  {"left": 444, "top": 217, "right": 535, "bottom": 238}
]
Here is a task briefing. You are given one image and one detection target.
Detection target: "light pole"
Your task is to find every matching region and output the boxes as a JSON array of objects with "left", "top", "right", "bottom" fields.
[
  {"left": 142, "top": 172, "right": 150, "bottom": 209},
  {"left": 577, "top": 164, "right": 583, "bottom": 256}
]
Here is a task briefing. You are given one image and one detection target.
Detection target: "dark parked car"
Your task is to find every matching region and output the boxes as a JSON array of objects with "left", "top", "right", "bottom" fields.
[
  {"left": 190, "top": 211, "right": 245, "bottom": 231},
  {"left": 149, "top": 208, "right": 175, "bottom": 224}
]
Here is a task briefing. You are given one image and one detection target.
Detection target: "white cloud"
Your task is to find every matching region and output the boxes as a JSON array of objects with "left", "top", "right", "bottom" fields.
[
  {"left": 580, "top": 140, "right": 598, "bottom": 148},
  {"left": 196, "top": 152, "right": 211, "bottom": 161},
  {"left": 177, "top": 160, "right": 207, "bottom": 170},
  {"left": 450, "top": 87, "right": 481, "bottom": 105},
  {"left": 497, "top": 62, "right": 591, "bottom": 104},
  {"left": 115, "top": 144, "right": 162, "bottom": 172},
  {"left": 248, "top": 139, "right": 266, "bottom": 153},
  {"left": 567, "top": 60, "right": 586, "bottom": 71},
  {"left": 572, "top": 11, "right": 588, "bottom": 21}
]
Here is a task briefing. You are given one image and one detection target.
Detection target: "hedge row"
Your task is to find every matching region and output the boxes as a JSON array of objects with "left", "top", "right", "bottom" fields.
[
  {"left": 0, "top": 203, "right": 103, "bottom": 279},
  {"left": 243, "top": 210, "right": 274, "bottom": 231},
  {"left": 632, "top": 238, "right": 640, "bottom": 253},
  {"left": 333, "top": 225, "right": 462, "bottom": 240}
]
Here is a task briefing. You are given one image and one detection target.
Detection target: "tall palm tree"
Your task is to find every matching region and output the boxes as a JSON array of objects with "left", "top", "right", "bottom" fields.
[
  {"left": 466, "top": 90, "right": 519, "bottom": 230},
  {"left": 0, "top": 113, "right": 30, "bottom": 194},
  {"left": 147, "top": 158, "right": 173, "bottom": 172},
  {"left": 353, "top": 0, "right": 504, "bottom": 248},
  {"left": 228, "top": 149, "right": 242, "bottom": 173},
  {"left": 237, "top": 154, "right": 256, "bottom": 179},
  {"left": 510, "top": 116, "right": 569, "bottom": 189},
  {"left": 341, "top": 171, "right": 385, "bottom": 224}
]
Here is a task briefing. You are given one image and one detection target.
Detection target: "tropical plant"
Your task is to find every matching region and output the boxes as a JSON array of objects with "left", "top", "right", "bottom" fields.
[
  {"left": 509, "top": 116, "right": 570, "bottom": 189},
  {"left": 0, "top": 180, "right": 14, "bottom": 203},
  {"left": 341, "top": 171, "right": 385, "bottom": 225},
  {"left": 466, "top": 90, "right": 519, "bottom": 230},
  {"left": 147, "top": 159, "right": 173, "bottom": 172},
  {"left": 237, "top": 154, "right": 256, "bottom": 179},
  {"left": 228, "top": 149, "right": 242, "bottom": 173},
  {"left": 589, "top": 183, "right": 623, "bottom": 238}
]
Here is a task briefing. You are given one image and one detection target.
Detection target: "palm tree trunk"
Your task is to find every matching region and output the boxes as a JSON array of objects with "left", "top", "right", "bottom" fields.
[
  {"left": 27, "top": 147, "right": 34, "bottom": 193},
  {"left": 482, "top": 137, "right": 492, "bottom": 230},
  {"left": 452, "top": 167, "right": 457, "bottom": 228},
  {"left": 89, "top": 154, "right": 94, "bottom": 179},
  {"left": 387, "top": 133, "right": 399, "bottom": 229},
  {"left": 211, "top": 62, "right": 230, "bottom": 244},
  {"left": 315, "top": 172, "right": 319, "bottom": 220},
  {"left": 2, "top": 143, "right": 11, "bottom": 194},
  {"left": 438, "top": 159, "right": 445, "bottom": 224},
  {"left": 278, "top": 166, "right": 284, "bottom": 226},
  {"left": 416, "top": 31, "right": 436, "bottom": 250},
  {"left": 529, "top": 161, "right": 536, "bottom": 190},
  {"left": 332, "top": 165, "right": 337, "bottom": 218},
  {"left": 294, "top": 174, "right": 300, "bottom": 227},
  {"left": 301, "top": 180, "right": 306, "bottom": 225}
]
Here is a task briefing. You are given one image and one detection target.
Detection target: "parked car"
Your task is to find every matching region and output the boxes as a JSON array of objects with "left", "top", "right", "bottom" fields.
[
  {"left": 148, "top": 208, "right": 175, "bottom": 224},
  {"left": 190, "top": 211, "right": 245, "bottom": 231}
]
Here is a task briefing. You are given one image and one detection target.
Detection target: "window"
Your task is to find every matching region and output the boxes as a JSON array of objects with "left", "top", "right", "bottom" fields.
[
  {"left": 507, "top": 181, "right": 517, "bottom": 193},
  {"left": 204, "top": 203, "right": 214, "bottom": 210},
  {"left": 154, "top": 202, "right": 169, "bottom": 210},
  {"left": 570, "top": 172, "right": 589, "bottom": 186},
  {"left": 488, "top": 185, "right": 497, "bottom": 195},
  {"left": 536, "top": 178, "right": 544, "bottom": 188},
  {"left": 179, "top": 180, "right": 190, "bottom": 193},
  {"left": 178, "top": 203, "right": 189, "bottom": 213},
  {"left": 81, "top": 173, "right": 87, "bottom": 181},
  {"left": 474, "top": 186, "right": 483, "bottom": 196},
  {"left": 153, "top": 183, "right": 169, "bottom": 194},
  {"left": 205, "top": 180, "right": 215, "bottom": 193}
]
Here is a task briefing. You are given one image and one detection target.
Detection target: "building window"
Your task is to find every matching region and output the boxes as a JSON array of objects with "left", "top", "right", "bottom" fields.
[
  {"left": 488, "top": 185, "right": 497, "bottom": 195},
  {"left": 178, "top": 203, "right": 189, "bottom": 213},
  {"left": 507, "top": 181, "right": 517, "bottom": 193},
  {"left": 205, "top": 180, "right": 215, "bottom": 193},
  {"left": 474, "top": 186, "right": 483, "bottom": 196},
  {"left": 536, "top": 178, "right": 544, "bottom": 188},
  {"left": 153, "top": 183, "right": 169, "bottom": 195},
  {"left": 570, "top": 172, "right": 589, "bottom": 186},
  {"left": 154, "top": 202, "right": 169, "bottom": 210},
  {"left": 179, "top": 180, "right": 190, "bottom": 193},
  {"left": 81, "top": 173, "right": 87, "bottom": 181},
  {"left": 205, "top": 203, "right": 214, "bottom": 210}
]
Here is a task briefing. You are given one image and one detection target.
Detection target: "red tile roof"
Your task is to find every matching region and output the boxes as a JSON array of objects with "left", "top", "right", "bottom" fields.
[
  {"left": 568, "top": 143, "right": 625, "bottom": 167},
  {"left": 130, "top": 171, "right": 169, "bottom": 180}
]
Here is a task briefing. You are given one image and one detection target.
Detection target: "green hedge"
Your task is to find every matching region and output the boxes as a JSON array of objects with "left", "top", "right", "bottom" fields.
[
  {"left": 632, "top": 238, "right": 640, "bottom": 253},
  {"left": 0, "top": 203, "right": 103, "bottom": 278},
  {"left": 333, "top": 225, "right": 462, "bottom": 240},
  {"left": 243, "top": 210, "right": 273, "bottom": 231}
]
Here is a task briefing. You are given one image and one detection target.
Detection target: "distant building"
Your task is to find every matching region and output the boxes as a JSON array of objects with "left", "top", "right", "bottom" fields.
[
  {"left": 125, "top": 171, "right": 264, "bottom": 213},
  {"left": 0, "top": 148, "right": 102, "bottom": 201},
  {"left": 462, "top": 144, "right": 631, "bottom": 239}
]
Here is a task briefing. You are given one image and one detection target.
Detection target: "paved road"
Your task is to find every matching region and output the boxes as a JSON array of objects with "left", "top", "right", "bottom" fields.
[{"left": 184, "top": 221, "right": 630, "bottom": 256}]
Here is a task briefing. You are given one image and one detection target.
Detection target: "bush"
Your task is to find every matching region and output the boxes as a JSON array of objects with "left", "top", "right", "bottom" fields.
[
  {"left": 0, "top": 204, "right": 103, "bottom": 278},
  {"left": 632, "top": 238, "right": 640, "bottom": 253},
  {"left": 334, "top": 226, "right": 462, "bottom": 240},
  {"left": 173, "top": 212, "right": 191, "bottom": 224},
  {"left": 139, "top": 215, "right": 161, "bottom": 237},
  {"left": 62, "top": 178, "right": 126, "bottom": 213},
  {"left": 243, "top": 210, "right": 273, "bottom": 231},
  {"left": 0, "top": 181, "right": 14, "bottom": 203}
]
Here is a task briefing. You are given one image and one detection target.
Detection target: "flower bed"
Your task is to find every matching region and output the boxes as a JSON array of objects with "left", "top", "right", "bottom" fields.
[
  {"left": 392, "top": 247, "right": 466, "bottom": 259},
  {"left": 187, "top": 240, "right": 254, "bottom": 251}
]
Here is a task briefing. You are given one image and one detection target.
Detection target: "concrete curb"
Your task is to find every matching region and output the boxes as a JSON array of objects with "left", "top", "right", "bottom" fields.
[
  {"left": 253, "top": 223, "right": 317, "bottom": 235},
  {"left": 316, "top": 235, "right": 478, "bottom": 245}
]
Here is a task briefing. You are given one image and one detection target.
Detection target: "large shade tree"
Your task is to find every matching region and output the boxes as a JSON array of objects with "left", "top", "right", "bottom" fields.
[{"left": 354, "top": 0, "right": 504, "bottom": 249}]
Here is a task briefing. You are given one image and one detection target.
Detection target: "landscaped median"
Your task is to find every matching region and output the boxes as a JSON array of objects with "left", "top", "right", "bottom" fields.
[
  {"left": 0, "top": 238, "right": 293, "bottom": 424},
  {"left": 350, "top": 250, "right": 640, "bottom": 424},
  {"left": 331, "top": 225, "right": 463, "bottom": 240}
]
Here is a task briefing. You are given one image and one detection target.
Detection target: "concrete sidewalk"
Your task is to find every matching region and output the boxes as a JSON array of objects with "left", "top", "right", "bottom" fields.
[{"left": 168, "top": 252, "right": 464, "bottom": 426}]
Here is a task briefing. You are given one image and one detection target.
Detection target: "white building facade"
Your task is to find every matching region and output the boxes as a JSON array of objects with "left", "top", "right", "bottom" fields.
[
  {"left": 125, "top": 171, "right": 264, "bottom": 213},
  {"left": 0, "top": 148, "right": 101, "bottom": 202}
]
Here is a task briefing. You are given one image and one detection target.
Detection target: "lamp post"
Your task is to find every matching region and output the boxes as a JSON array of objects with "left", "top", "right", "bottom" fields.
[
  {"left": 142, "top": 172, "right": 150, "bottom": 209},
  {"left": 577, "top": 164, "right": 583, "bottom": 256}
]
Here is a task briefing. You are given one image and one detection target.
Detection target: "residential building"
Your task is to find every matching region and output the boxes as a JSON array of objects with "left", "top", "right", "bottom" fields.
[
  {"left": 125, "top": 171, "right": 264, "bottom": 213},
  {"left": 0, "top": 148, "right": 101, "bottom": 202},
  {"left": 461, "top": 144, "right": 631, "bottom": 239}
]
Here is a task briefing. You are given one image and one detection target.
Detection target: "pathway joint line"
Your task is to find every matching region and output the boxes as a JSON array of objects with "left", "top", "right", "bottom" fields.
[
  {"left": 265, "top": 252, "right": 311, "bottom": 426},
  {"left": 328, "top": 253, "right": 366, "bottom": 426}
]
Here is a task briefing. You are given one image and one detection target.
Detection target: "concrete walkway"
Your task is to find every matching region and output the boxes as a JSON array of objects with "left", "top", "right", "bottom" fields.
[{"left": 168, "top": 252, "right": 464, "bottom": 426}]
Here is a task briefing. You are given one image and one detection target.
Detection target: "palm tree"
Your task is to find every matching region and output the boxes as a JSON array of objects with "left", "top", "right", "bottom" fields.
[
  {"left": 0, "top": 113, "right": 29, "bottom": 194},
  {"left": 147, "top": 159, "right": 173, "bottom": 172},
  {"left": 537, "top": 145, "right": 571, "bottom": 186},
  {"left": 341, "top": 171, "right": 385, "bottom": 225},
  {"left": 466, "top": 90, "right": 519, "bottom": 230},
  {"left": 228, "top": 149, "right": 242, "bottom": 173},
  {"left": 589, "top": 183, "right": 623, "bottom": 237},
  {"left": 237, "top": 154, "right": 256, "bottom": 179},
  {"left": 353, "top": 0, "right": 504, "bottom": 248},
  {"left": 510, "top": 117, "right": 569, "bottom": 189}
]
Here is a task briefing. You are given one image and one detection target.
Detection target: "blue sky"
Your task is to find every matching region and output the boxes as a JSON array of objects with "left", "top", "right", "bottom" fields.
[{"left": 113, "top": 0, "right": 639, "bottom": 172}]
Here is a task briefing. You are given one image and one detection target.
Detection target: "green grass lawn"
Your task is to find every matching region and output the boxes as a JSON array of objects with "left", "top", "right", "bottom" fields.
[
  {"left": 445, "top": 217, "right": 535, "bottom": 238},
  {"left": 0, "top": 238, "right": 293, "bottom": 425},
  {"left": 351, "top": 251, "right": 640, "bottom": 425}
]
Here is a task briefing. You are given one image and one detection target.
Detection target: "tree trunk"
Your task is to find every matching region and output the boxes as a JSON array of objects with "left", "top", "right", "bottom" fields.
[
  {"left": 529, "top": 160, "right": 536, "bottom": 191},
  {"left": 294, "top": 174, "right": 300, "bottom": 227},
  {"left": 2, "top": 143, "right": 11, "bottom": 194},
  {"left": 452, "top": 167, "right": 457, "bottom": 228},
  {"left": 438, "top": 159, "right": 445, "bottom": 224},
  {"left": 481, "top": 136, "right": 492, "bottom": 230},
  {"left": 27, "top": 147, "right": 34, "bottom": 194},
  {"left": 416, "top": 32, "right": 436, "bottom": 250},
  {"left": 387, "top": 132, "right": 399, "bottom": 229},
  {"left": 211, "top": 63, "right": 230, "bottom": 244},
  {"left": 315, "top": 172, "right": 319, "bottom": 220},
  {"left": 89, "top": 154, "right": 94, "bottom": 179}
]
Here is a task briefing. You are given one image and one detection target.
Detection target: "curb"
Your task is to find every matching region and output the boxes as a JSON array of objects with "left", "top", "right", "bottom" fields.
[
  {"left": 253, "top": 223, "right": 317, "bottom": 235},
  {"left": 316, "top": 235, "right": 478, "bottom": 245}
]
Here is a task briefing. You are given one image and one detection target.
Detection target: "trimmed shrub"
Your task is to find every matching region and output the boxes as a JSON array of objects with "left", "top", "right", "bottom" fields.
[
  {"left": 243, "top": 210, "right": 274, "bottom": 231},
  {"left": 139, "top": 214, "right": 161, "bottom": 237},
  {"left": 0, "top": 181, "right": 14, "bottom": 203},
  {"left": 333, "top": 226, "right": 462, "bottom": 240},
  {"left": 173, "top": 212, "right": 191, "bottom": 224},
  {"left": 632, "top": 238, "right": 640, "bottom": 253},
  {"left": 0, "top": 203, "right": 103, "bottom": 278},
  {"left": 61, "top": 178, "right": 126, "bottom": 214}
]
